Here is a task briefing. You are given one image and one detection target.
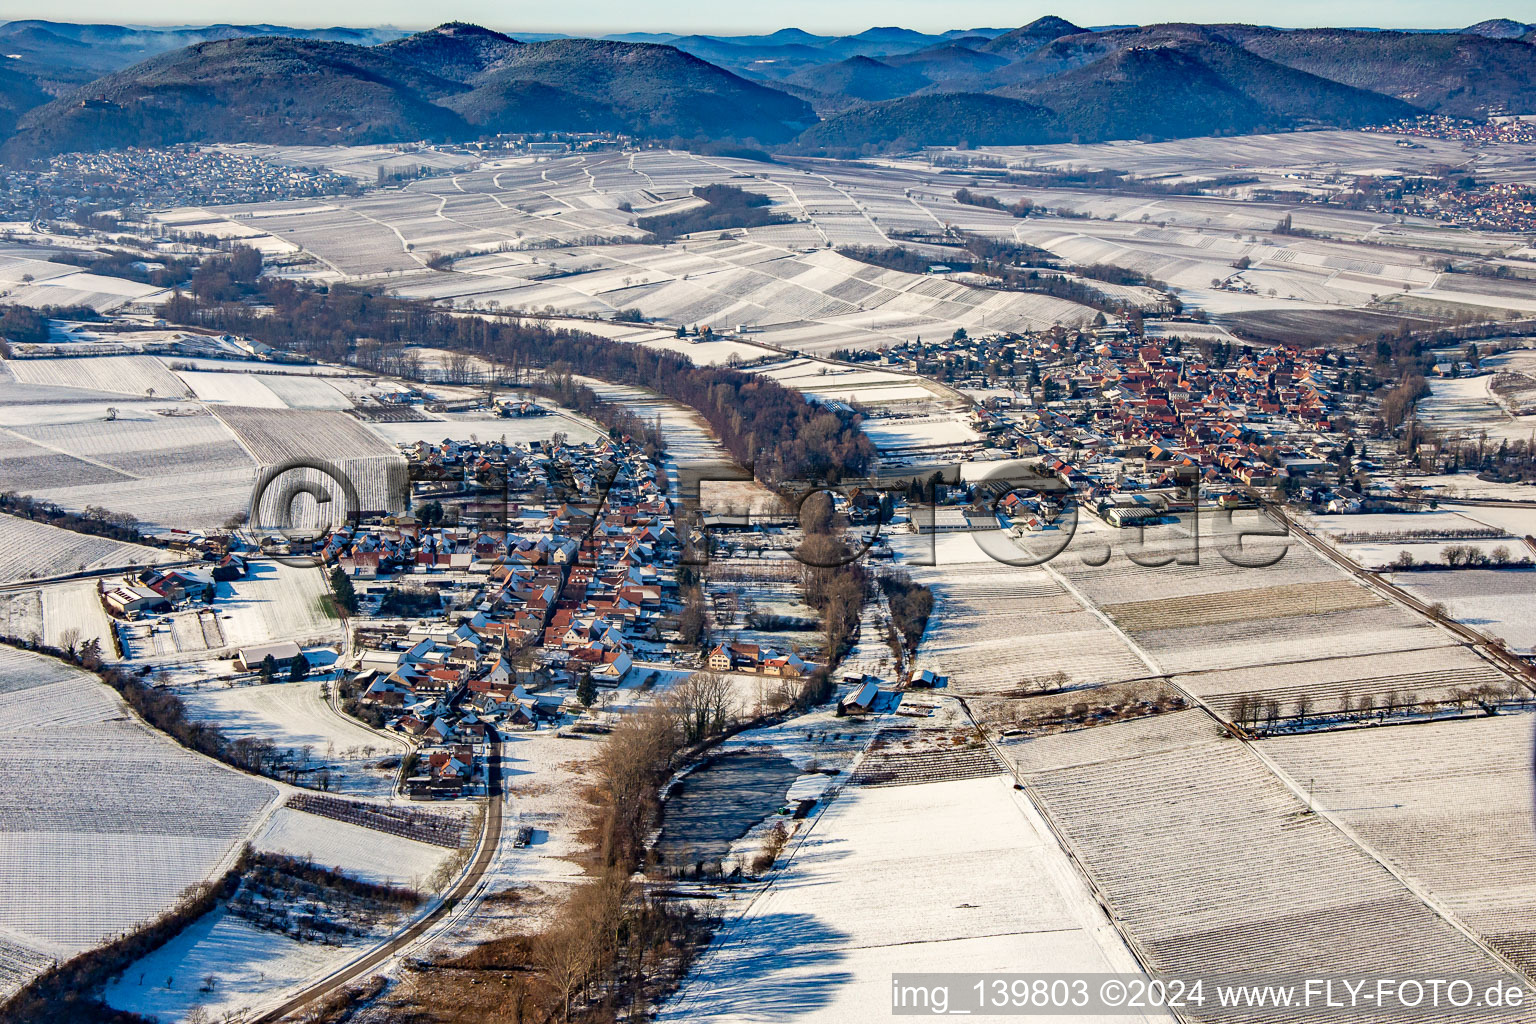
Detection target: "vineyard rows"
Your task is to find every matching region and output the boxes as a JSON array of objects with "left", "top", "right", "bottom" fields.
[
  {"left": 0, "top": 513, "right": 170, "bottom": 583},
  {"left": 1135, "top": 604, "right": 1453, "bottom": 676},
  {"left": 1266, "top": 715, "right": 1536, "bottom": 978},
  {"left": 285, "top": 792, "right": 467, "bottom": 847},
  {"left": 1101, "top": 580, "right": 1380, "bottom": 632},
  {"left": 0, "top": 646, "right": 274, "bottom": 966},
  {"left": 5, "top": 355, "right": 189, "bottom": 398},
  {"left": 1021, "top": 714, "right": 1528, "bottom": 1022}
]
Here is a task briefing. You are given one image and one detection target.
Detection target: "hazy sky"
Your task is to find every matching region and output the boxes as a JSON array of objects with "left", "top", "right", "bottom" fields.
[{"left": 6, "top": 1, "right": 1534, "bottom": 35}]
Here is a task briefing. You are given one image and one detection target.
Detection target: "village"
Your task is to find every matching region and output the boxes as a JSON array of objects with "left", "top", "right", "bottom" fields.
[
  {"left": 289, "top": 433, "right": 822, "bottom": 800},
  {"left": 0, "top": 145, "right": 364, "bottom": 223},
  {"left": 840, "top": 316, "right": 1404, "bottom": 515}
]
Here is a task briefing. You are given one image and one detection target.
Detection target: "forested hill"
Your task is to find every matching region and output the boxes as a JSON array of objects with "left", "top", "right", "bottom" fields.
[
  {"left": 1, "top": 24, "right": 816, "bottom": 161},
  {"left": 2, "top": 16, "right": 1534, "bottom": 161}
]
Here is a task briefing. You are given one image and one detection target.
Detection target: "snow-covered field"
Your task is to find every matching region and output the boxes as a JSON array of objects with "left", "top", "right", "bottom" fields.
[
  {"left": 39, "top": 579, "right": 115, "bottom": 653},
  {"left": 102, "top": 906, "right": 363, "bottom": 1023},
  {"left": 1417, "top": 352, "right": 1536, "bottom": 444},
  {"left": 363, "top": 410, "right": 603, "bottom": 447},
  {"left": 664, "top": 773, "right": 1165, "bottom": 1024},
  {"left": 893, "top": 530, "right": 1149, "bottom": 694},
  {"left": 1012, "top": 710, "right": 1530, "bottom": 1004},
  {"left": 176, "top": 370, "right": 290, "bottom": 408},
  {"left": 0, "top": 254, "right": 166, "bottom": 311},
  {"left": 1264, "top": 713, "right": 1536, "bottom": 977},
  {"left": 0, "top": 646, "right": 276, "bottom": 999},
  {"left": 216, "top": 563, "right": 341, "bottom": 652},
  {"left": 1391, "top": 569, "right": 1536, "bottom": 654},
  {"left": 0, "top": 386, "right": 257, "bottom": 531},
  {"left": 252, "top": 807, "right": 452, "bottom": 889},
  {"left": 7, "top": 355, "right": 191, "bottom": 398},
  {"left": 210, "top": 150, "right": 1104, "bottom": 345},
  {"left": 179, "top": 678, "right": 402, "bottom": 797}
]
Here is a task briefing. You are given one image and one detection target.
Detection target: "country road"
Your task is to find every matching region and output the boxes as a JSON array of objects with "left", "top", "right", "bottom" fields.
[{"left": 252, "top": 727, "right": 504, "bottom": 1022}]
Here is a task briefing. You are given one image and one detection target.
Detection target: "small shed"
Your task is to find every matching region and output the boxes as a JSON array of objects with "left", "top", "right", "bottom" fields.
[{"left": 838, "top": 680, "right": 879, "bottom": 716}]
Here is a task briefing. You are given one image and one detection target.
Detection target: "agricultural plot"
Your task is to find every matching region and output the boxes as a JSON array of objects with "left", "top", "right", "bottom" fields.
[
  {"left": 176, "top": 370, "right": 288, "bottom": 408},
  {"left": 1175, "top": 645, "right": 1512, "bottom": 725},
  {"left": 0, "top": 269, "right": 165, "bottom": 312},
  {"left": 1012, "top": 711, "right": 1530, "bottom": 1022},
  {"left": 1408, "top": 474, "right": 1536, "bottom": 502},
  {"left": 1110, "top": 593, "right": 1449, "bottom": 677},
  {"left": 890, "top": 532, "right": 1149, "bottom": 695},
  {"left": 1392, "top": 570, "right": 1536, "bottom": 655},
  {"left": 664, "top": 774, "right": 1164, "bottom": 1024},
  {"left": 1417, "top": 371, "right": 1536, "bottom": 445},
  {"left": 214, "top": 406, "right": 408, "bottom": 521},
  {"left": 1301, "top": 509, "right": 1526, "bottom": 569},
  {"left": 0, "top": 646, "right": 275, "bottom": 996},
  {"left": 1050, "top": 514, "right": 1457, "bottom": 676},
  {"left": 0, "top": 513, "right": 171, "bottom": 582},
  {"left": 252, "top": 374, "right": 354, "bottom": 411},
  {"left": 5, "top": 355, "right": 190, "bottom": 398},
  {"left": 216, "top": 562, "right": 340, "bottom": 652},
  {"left": 178, "top": 679, "right": 402, "bottom": 798},
  {"left": 363, "top": 410, "right": 604, "bottom": 448},
  {"left": 962, "top": 130, "right": 1490, "bottom": 182},
  {"left": 39, "top": 579, "right": 114, "bottom": 654},
  {"left": 0, "top": 401, "right": 259, "bottom": 532},
  {"left": 1100, "top": 580, "right": 1379, "bottom": 632},
  {"left": 227, "top": 150, "right": 1103, "bottom": 341},
  {"left": 1265, "top": 714, "right": 1536, "bottom": 977},
  {"left": 148, "top": 206, "right": 302, "bottom": 255},
  {"left": 0, "top": 591, "right": 42, "bottom": 642},
  {"left": 252, "top": 807, "right": 453, "bottom": 890}
]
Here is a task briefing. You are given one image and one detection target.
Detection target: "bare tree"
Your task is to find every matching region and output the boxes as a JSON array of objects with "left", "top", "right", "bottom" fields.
[
  {"left": 665, "top": 670, "right": 737, "bottom": 744},
  {"left": 532, "top": 915, "right": 596, "bottom": 1022}
]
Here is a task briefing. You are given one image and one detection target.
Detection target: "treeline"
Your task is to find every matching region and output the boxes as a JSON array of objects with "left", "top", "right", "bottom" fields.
[
  {"left": 161, "top": 283, "right": 874, "bottom": 486},
  {"left": 796, "top": 491, "right": 869, "bottom": 681},
  {"left": 0, "top": 491, "right": 154, "bottom": 546},
  {"left": 245, "top": 851, "right": 420, "bottom": 910},
  {"left": 837, "top": 238, "right": 1168, "bottom": 313},
  {"left": 1379, "top": 374, "right": 1430, "bottom": 429},
  {"left": 637, "top": 183, "right": 791, "bottom": 241},
  {"left": 880, "top": 573, "right": 934, "bottom": 653},
  {"left": 837, "top": 245, "right": 936, "bottom": 275},
  {"left": 1004, "top": 167, "right": 1258, "bottom": 195},
  {"left": 0, "top": 303, "right": 99, "bottom": 350},
  {"left": 953, "top": 187, "right": 1036, "bottom": 218}
]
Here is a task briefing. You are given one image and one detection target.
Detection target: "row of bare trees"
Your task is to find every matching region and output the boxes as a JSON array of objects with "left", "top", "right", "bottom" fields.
[
  {"left": 1232, "top": 680, "right": 1529, "bottom": 734},
  {"left": 398, "top": 676, "right": 742, "bottom": 1022}
]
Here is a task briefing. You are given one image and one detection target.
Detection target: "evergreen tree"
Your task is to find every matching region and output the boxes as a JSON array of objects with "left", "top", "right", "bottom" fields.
[
  {"left": 328, "top": 567, "right": 357, "bottom": 614},
  {"left": 577, "top": 672, "right": 597, "bottom": 709}
]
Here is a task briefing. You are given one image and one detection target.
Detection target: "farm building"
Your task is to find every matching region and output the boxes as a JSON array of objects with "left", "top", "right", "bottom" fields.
[
  {"left": 235, "top": 641, "right": 305, "bottom": 672},
  {"left": 102, "top": 586, "right": 171, "bottom": 618}
]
